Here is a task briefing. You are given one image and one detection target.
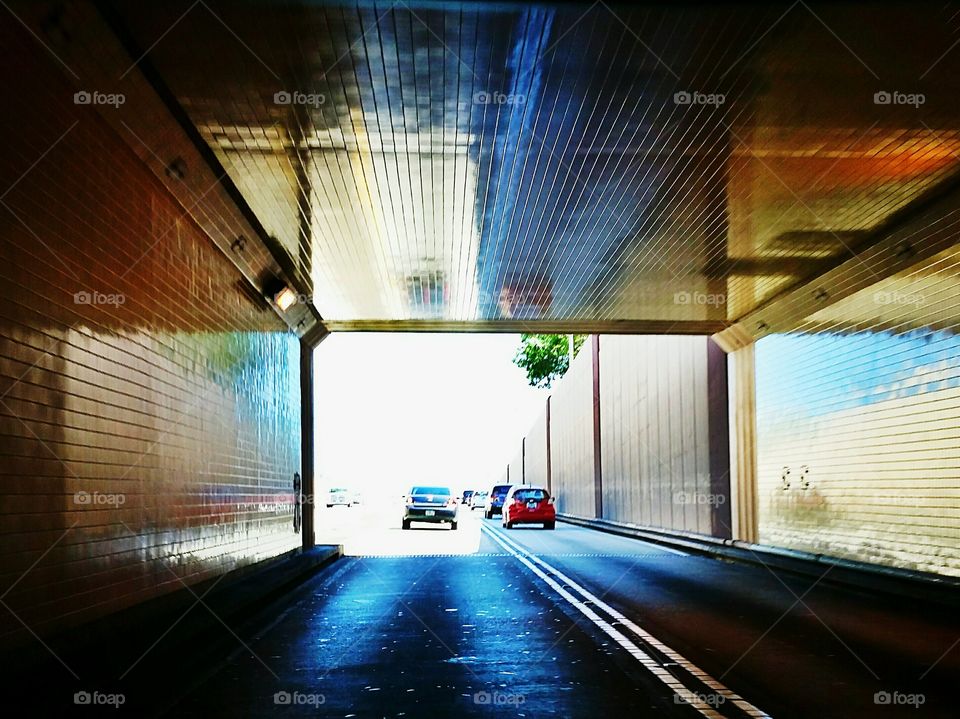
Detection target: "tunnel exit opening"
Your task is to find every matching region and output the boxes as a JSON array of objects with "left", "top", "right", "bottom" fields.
[{"left": 309, "top": 331, "right": 733, "bottom": 557}]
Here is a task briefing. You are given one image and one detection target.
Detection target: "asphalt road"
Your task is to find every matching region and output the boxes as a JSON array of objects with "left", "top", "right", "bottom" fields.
[{"left": 166, "top": 507, "right": 959, "bottom": 718}]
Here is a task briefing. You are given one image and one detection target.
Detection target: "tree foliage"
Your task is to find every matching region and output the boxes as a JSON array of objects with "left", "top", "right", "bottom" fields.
[{"left": 512, "top": 334, "right": 587, "bottom": 388}]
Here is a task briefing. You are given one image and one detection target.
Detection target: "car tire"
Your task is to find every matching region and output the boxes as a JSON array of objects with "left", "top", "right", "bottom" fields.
[
  {"left": 401, "top": 519, "right": 411, "bottom": 530},
  {"left": 326, "top": 504, "right": 333, "bottom": 508},
  {"left": 545, "top": 522, "right": 555, "bottom": 530},
  {"left": 450, "top": 521, "right": 458, "bottom": 530},
  {"left": 504, "top": 520, "right": 513, "bottom": 529},
  {"left": 485, "top": 510, "right": 492, "bottom": 519}
]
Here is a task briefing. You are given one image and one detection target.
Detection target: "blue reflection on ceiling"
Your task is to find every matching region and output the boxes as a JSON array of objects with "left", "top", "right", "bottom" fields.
[{"left": 474, "top": 7, "right": 555, "bottom": 320}]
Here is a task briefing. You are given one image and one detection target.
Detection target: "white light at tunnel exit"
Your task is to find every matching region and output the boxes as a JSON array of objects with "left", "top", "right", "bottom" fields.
[{"left": 273, "top": 286, "right": 297, "bottom": 312}]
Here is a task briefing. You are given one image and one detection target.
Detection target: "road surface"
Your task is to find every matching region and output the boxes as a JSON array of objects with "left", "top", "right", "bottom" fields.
[{"left": 166, "top": 506, "right": 958, "bottom": 717}]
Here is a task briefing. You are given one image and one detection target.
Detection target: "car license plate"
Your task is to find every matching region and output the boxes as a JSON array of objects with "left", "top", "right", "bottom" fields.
[
  {"left": 527, "top": 501, "right": 538, "bottom": 509},
  {"left": 425, "top": 510, "right": 435, "bottom": 516}
]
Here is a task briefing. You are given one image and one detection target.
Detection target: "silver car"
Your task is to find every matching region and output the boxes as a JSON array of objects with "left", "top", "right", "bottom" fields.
[{"left": 469, "top": 491, "right": 489, "bottom": 511}]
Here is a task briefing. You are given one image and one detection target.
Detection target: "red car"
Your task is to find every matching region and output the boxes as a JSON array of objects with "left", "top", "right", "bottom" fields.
[{"left": 502, "top": 486, "right": 556, "bottom": 529}]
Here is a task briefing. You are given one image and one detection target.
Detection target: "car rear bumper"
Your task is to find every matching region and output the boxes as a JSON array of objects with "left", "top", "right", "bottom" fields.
[
  {"left": 506, "top": 509, "right": 556, "bottom": 524},
  {"left": 404, "top": 507, "right": 457, "bottom": 522}
]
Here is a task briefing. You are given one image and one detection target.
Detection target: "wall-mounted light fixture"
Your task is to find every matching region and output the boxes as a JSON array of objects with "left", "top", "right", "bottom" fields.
[
  {"left": 263, "top": 276, "right": 298, "bottom": 312},
  {"left": 273, "top": 286, "right": 298, "bottom": 311}
]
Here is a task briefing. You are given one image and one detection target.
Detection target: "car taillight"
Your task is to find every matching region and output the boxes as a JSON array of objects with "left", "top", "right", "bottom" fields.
[
  {"left": 406, "top": 496, "right": 414, "bottom": 504},
  {"left": 445, "top": 497, "right": 455, "bottom": 506}
]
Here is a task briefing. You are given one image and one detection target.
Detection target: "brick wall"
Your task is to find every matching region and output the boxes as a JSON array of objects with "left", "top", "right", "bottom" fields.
[
  {"left": 0, "top": 20, "right": 302, "bottom": 647},
  {"left": 756, "top": 331, "right": 960, "bottom": 577}
]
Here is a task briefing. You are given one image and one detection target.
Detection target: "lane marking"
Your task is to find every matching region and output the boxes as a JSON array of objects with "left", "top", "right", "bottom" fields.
[{"left": 483, "top": 524, "right": 771, "bottom": 719}]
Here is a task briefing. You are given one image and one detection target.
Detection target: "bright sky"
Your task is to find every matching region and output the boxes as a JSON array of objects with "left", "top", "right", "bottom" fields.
[{"left": 314, "top": 333, "right": 549, "bottom": 497}]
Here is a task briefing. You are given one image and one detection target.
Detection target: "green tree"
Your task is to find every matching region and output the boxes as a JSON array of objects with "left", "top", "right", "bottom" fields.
[{"left": 512, "top": 334, "right": 587, "bottom": 388}]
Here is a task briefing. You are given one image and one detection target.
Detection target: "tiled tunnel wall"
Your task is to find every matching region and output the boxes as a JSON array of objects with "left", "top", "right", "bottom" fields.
[
  {"left": 756, "top": 330, "right": 960, "bottom": 577},
  {"left": 0, "top": 21, "right": 302, "bottom": 648}
]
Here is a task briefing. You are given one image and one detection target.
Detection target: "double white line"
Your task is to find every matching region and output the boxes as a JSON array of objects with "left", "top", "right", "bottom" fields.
[{"left": 482, "top": 524, "right": 771, "bottom": 719}]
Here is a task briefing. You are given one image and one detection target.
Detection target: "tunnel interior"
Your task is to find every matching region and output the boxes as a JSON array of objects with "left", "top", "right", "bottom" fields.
[{"left": 1, "top": 1, "right": 959, "bottom": 716}]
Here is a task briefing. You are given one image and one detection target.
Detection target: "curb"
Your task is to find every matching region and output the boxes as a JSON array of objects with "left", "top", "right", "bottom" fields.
[
  {"left": 557, "top": 514, "right": 960, "bottom": 609},
  {"left": 2, "top": 544, "right": 344, "bottom": 715}
]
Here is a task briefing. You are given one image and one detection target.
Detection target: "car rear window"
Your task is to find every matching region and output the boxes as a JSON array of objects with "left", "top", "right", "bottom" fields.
[
  {"left": 514, "top": 488, "right": 548, "bottom": 502},
  {"left": 492, "top": 485, "right": 511, "bottom": 496},
  {"left": 411, "top": 486, "right": 451, "bottom": 495}
]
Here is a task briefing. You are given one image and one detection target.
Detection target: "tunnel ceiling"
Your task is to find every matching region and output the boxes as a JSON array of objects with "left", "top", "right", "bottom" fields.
[{"left": 105, "top": 0, "right": 960, "bottom": 333}]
